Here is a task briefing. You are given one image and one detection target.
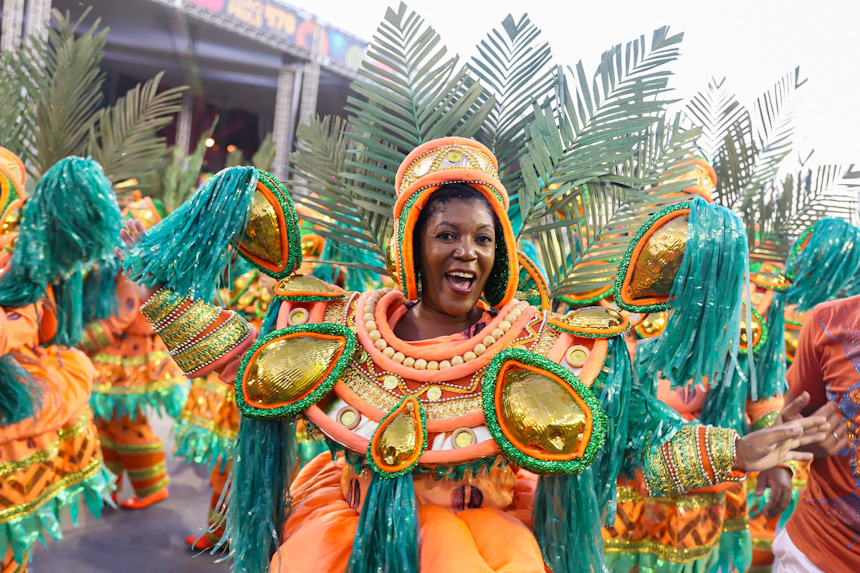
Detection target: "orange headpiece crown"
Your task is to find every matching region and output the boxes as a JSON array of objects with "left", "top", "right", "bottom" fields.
[{"left": 392, "top": 137, "right": 518, "bottom": 308}]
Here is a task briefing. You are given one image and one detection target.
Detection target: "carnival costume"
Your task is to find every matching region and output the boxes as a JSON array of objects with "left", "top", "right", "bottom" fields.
[
  {"left": 120, "top": 136, "right": 777, "bottom": 573},
  {"left": 0, "top": 152, "right": 118, "bottom": 572},
  {"left": 81, "top": 196, "right": 188, "bottom": 509}
]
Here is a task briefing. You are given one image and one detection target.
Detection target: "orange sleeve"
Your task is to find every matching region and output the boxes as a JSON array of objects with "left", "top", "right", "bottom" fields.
[
  {"left": 0, "top": 302, "right": 41, "bottom": 355},
  {"left": 746, "top": 394, "right": 784, "bottom": 431},
  {"left": 80, "top": 278, "right": 140, "bottom": 353},
  {"left": 786, "top": 307, "right": 827, "bottom": 409}
]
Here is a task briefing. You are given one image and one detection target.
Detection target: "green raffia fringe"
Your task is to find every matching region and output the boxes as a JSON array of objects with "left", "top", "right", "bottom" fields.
[
  {"left": 346, "top": 472, "right": 419, "bottom": 573},
  {"left": 259, "top": 298, "right": 282, "bottom": 337},
  {"left": 752, "top": 293, "right": 787, "bottom": 400},
  {"left": 172, "top": 416, "right": 235, "bottom": 469},
  {"left": 638, "top": 197, "right": 749, "bottom": 389},
  {"left": 748, "top": 478, "right": 802, "bottom": 530},
  {"left": 81, "top": 254, "right": 120, "bottom": 323},
  {"left": 222, "top": 417, "right": 296, "bottom": 573},
  {"left": 605, "top": 547, "right": 719, "bottom": 573},
  {"left": 1, "top": 465, "right": 113, "bottom": 563},
  {"left": 90, "top": 381, "right": 189, "bottom": 422},
  {"left": 122, "top": 167, "right": 258, "bottom": 302},
  {"left": 592, "top": 337, "right": 632, "bottom": 525},
  {"left": 50, "top": 269, "right": 83, "bottom": 347},
  {"left": 785, "top": 218, "right": 860, "bottom": 311},
  {"left": 699, "top": 353, "right": 748, "bottom": 433},
  {"left": 533, "top": 470, "right": 606, "bottom": 573},
  {"left": 0, "top": 355, "right": 42, "bottom": 426},
  {"left": 711, "top": 528, "right": 752, "bottom": 573}
]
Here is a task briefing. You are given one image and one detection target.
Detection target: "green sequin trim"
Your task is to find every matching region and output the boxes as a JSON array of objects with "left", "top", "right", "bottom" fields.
[
  {"left": 482, "top": 348, "right": 607, "bottom": 475},
  {"left": 240, "top": 170, "right": 304, "bottom": 279},
  {"left": 233, "top": 323, "right": 356, "bottom": 420},
  {"left": 739, "top": 307, "right": 768, "bottom": 356},
  {"left": 366, "top": 396, "right": 428, "bottom": 479},
  {"left": 613, "top": 201, "right": 690, "bottom": 313},
  {"left": 274, "top": 293, "right": 346, "bottom": 303},
  {"left": 547, "top": 318, "right": 630, "bottom": 339},
  {"left": 786, "top": 224, "right": 816, "bottom": 279}
]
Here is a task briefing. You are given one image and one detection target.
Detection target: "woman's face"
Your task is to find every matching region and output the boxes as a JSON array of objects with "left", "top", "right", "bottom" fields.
[{"left": 417, "top": 197, "right": 496, "bottom": 317}]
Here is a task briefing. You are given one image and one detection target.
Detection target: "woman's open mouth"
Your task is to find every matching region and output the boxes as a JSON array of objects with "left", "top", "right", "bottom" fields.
[{"left": 444, "top": 270, "right": 476, "bottom": 295}]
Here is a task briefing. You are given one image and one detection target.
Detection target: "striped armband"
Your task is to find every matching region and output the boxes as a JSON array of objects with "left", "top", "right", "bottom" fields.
[{"left": 141, "top": 288, "right": 252, "bottom": 377}]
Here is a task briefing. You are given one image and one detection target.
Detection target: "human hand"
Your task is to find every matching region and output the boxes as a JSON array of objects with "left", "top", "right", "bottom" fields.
[
  {"left": 734, "top": 414, "right": 827, "bottom": 472},
  {"left": 754, "top": 466, "right": 793, "bottom": 518},
  {"left": 116, "top": 218, "right": 161, "bottom": 302},
  {"left": 776, "top": 393, "right": 847, "bottom": 457}
]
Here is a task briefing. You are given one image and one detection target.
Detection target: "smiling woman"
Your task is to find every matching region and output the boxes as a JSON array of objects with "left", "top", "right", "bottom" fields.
[{"left": 117, "top": 136, "right": 830, "bottom": 573}]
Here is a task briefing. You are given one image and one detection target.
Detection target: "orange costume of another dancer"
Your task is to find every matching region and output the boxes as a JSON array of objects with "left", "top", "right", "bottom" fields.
[
  {"left": 81, "top": 197, "right": 188, "bottom": 509},
  {"left": 0, "top": 152, "right": 117, "bottom": 572}
]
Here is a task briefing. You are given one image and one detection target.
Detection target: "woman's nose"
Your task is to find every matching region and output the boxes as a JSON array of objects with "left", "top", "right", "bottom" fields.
[{"left": 454, "top": 240, "right": 478, "bottom": 259}]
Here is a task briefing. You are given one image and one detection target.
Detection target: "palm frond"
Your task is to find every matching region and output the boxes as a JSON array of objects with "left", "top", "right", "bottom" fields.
[
  {"left": 518, "top": 26, "right": 684, "bottom": 232},
  {"left": 685, "top": 76, "right": 745, "bottom": 162},
  {"left": 290, "top": 115, "right": 389, "bottom": 274},
  {"left": 20, "top": 8, "right": 107, "bottom": 176},
  {"left": 344, "top": 2, "right": 495, "bottom": 195},
  {"left": 225, "top": 147, "right": 245, "bottom": 168},
  {"left": 251, "top": 132, "right": 276, "bottom": 171},
  {"left": 539, "top": 115, "right": 702, "bottom": 296},
  {"left": 469, "top": 14, "right": 555, "bottom": 193},
  {"left": 162, "top": 120, "right": 217, "bottom": 213},
  {"left": 87, "top": 72, "right": 185, "bottom": 191},
  {"left": 0, "top": 51, "right": 35, "bottom": 163}
]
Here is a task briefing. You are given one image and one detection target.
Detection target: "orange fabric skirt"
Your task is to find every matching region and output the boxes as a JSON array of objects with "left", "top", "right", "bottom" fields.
[{"left": 269, "top": 453, "right": 546, "bottom": 573}]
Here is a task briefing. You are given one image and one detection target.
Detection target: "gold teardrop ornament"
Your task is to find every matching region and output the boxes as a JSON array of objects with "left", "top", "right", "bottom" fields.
[
  {"left": 235, "top": 324, "right": 356, "bottom": 419},
  {"left": 784, "top": 321, "right": 801, "bottom": 363},
  {"left": 238, "top": 171, "right": 303, "bottom": 278},
  {"left": 635, "top": 312, "right": 667, "bottom": 339},
  {"left": 738, "top": 306, "right": 767, "bottom": 355},
  {"left": 483, "top": 348, "right": 606, "bottom": 474},
  {"left": 273, "top": 274, "right": 345, "bottom": 301},
  {"left": 615, "top": 202, "right": 689, "bottom": 314},
  {"left": 368, "top": 396, "right": 427, "bottom": 477}
]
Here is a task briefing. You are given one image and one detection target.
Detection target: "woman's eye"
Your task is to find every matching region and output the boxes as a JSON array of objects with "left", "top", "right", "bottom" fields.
[
  {"left": 477, "top": 235, "right": 493, "bottom": 244},
  {"left": 437, "top": 232, "right": 454, "bottom": 240}
]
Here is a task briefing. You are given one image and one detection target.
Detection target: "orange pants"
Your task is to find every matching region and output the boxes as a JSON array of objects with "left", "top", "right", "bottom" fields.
[{"left": 97, "top": 413, "right": 168, "bottom": 497}]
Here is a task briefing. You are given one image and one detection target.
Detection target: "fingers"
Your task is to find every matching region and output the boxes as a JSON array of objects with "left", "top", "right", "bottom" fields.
[
  {"left": 754, "top": 418, "right": 821, "bottom": 446},
  {"left": 755, "top": 473, "right": 769, "bottom": 497},
  {"left": 764, "top": 486, "right": 788, "bottom": 518},
  {"left": 783, "top": 451, "right": 814, "bottom": 462},
  {"left": 780, "top": 392, "right": 810, "bottom": 421}
]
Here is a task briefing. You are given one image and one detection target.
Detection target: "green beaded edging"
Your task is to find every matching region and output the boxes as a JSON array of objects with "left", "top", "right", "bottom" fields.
[
  {"left": 233, "top": 323, "right": 356, "bottom": 420},
  {"left": 613, "top": 201, "right": 690, "bottom": 313},
  {"left": 273, "top": 292, "right": 346, "bottom": 303},
  {"left": 482, "top": 348, "right": 607, "bottom": 475},
  {"left": 239, "top": 170, "right": 303, "bottom": 279},
  {"left": 366, "top": 396, "right": 428, "bottom": 479},
  {"left": 739, "top": 307, "right": 768, "bottom": 356}
]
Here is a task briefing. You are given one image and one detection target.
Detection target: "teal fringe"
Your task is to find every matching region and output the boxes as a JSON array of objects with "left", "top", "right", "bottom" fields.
[
  {"left": 592, "top": 337, "right": 632, "bottom": 525},
  {"left": 90, "top": 381, "right": 189, "bottom": 422},
  {"left": 223, "top": 417, "right": 296, "bottom": 573},
  {"left": 0, "top": 465, "right": 113, "bottom": 563},
  {"left": 259, "top": 298, "right": 282, "bottom": 337},
  {"left": 50, "top": 270, "right": 83, "bottom": 347},
  {"left": 638, "top": 197, "right": 748, "bottom": 389},
  {"left": 699, "top": 354, "right": 749, "bottom": 433},
  {"left": 0, "top": 157, "right": 120, "bottom": 319},
  {"left": 346, "top": 472, "right": 419, "bottom": 573},
  {"left": 752, "top": 293, "right": 787, "bottom": 400},
  {"left": 122, "top": 167, "right": 258, "bottom": 302},
  {"left": 785, "top": 218, "right": 860, "bottom": 311},
  {"left": 172, "top": 416, "right": 235, "bottom": 469},
  {"left": 606, "top": 548, "right": 718, "bottom": 573},
  {"left": 81, "top": 254, "right": 120, "bottom": 323},
  {"left": 533, "top": 470, "right": 605, "bottom": 573},
  {"left": 747, "top": 481, "right": 801, "bottom": 530},
  {"left": 710, "top": 528, "right": 752, "bottom": 573},
  {"left": 0, "top": 355, "right": 42, "bottom": 426}
]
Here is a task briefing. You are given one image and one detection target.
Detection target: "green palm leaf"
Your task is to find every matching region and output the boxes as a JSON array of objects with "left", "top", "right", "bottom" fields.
[
  {"left": 469, "top": 14, "right": 555, "bottom": 193},
  {"left": 539, "top": 115, "right": 702, "bottom": 296},
  {"left": 161, "top": 120, "right": 217, "bottom": 213},
  {"left": 685, "top": 76, "right": 746, "bottom": 162},
  {"left": 0, "top": 51, "right": 35, "bottom": 163},
  {"left": 87, "top": 72, "right": 185, "bottom": 190},
  {"left": 20, "top": 8, "right": 108, "bottom": 177},
  {"left": 251, "top": 133, "right": 277, "bottom": 171},
  {"left": 344, "top": 2, "right": 495, "bottom": 193},
  {"left": 518, "top": 26, "right": 684, "bottom": 232}
]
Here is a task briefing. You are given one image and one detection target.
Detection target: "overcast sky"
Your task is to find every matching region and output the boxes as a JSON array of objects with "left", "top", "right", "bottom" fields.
[{"left": 295, "top": 0, "right": 859, "bottom": 167}]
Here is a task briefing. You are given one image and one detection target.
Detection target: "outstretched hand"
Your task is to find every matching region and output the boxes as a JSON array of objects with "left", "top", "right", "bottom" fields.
[
  {"left": 116, "top": 218, "right": 160, "bottom": 302},
  {"left": 777, "top": 391, "right": 848, "bottom": 457},
  {"left": 734, "top": 407, "right": 828, "bottom": 473},
  {"left": 754, "top": 465, "right": 793, "bottom": 518}
]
